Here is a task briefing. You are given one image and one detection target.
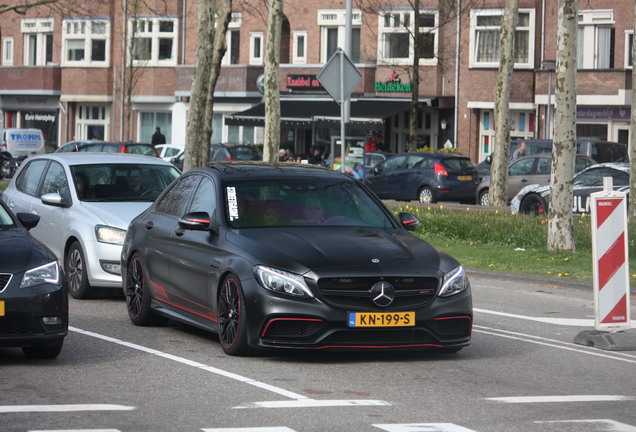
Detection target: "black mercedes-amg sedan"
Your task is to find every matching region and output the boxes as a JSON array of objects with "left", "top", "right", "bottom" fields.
[
  {"left": 121, "top": 162, "right": 472, "bottom": 356},
  {"left": 0, "top": 200, "right": 68, "bottom": 359}
]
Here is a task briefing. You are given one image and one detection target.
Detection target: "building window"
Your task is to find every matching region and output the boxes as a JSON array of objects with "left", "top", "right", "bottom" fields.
[
  {"left": 21, "top": 18, "right": 54, "bottom": 66},
  {"left": 62, "top": 18, "right": 110, "bottom": 67},
  {"left": 469, "top": 9, "right": 534, "bottom": 69},
  {"left": 578, "top": 10, "right": 614, "bottom": 69},
  {"left": 129, "top": 17, "right": 178, "bottom": 66},
  {"left": 378, "top": 9, "right": 438, "bottom": 66},
  {"left": 292, "top": 31, "right": 307, "bottom": 64},
  {"left": 222, "top": 13, "right": 242, "bottom": 65},
  {"left": 626, "top": 31, "right": 633, "bottom": 69},
  {"left": 249, "top": 32, "right": 263, "bottom": 65},
  {"left": 76, "top": 104, "right": 108, "bottom": 140},
  {"left": 318, "top": 9, "right": 361, "bottom": 63},
  {"left": 139, "top": 112, "right": 172, "bottom": 143},
  {"left": 2, "top": 37, "right": 13, "bottom": 66}
]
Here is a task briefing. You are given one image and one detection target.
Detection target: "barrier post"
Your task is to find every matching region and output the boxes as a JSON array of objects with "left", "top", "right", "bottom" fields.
[{"left": 574, "top": 177, "right": 635, "bottom": 350}]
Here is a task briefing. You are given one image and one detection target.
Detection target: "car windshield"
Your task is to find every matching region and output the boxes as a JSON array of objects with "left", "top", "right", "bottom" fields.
[
  {"left": 71, "top": 163, "right": 180, "bottom": 202},
  {"left": 228, "top": 146, "right": 262, "bottom": 161},
  {"left": 225, "top": 178, "right": 394, "bottom": 228}
]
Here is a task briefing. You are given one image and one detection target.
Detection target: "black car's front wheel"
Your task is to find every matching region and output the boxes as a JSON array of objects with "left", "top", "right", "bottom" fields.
[
  {"left": 22, "top": 339, "right": 64, "bottom": 359},
  {"left": 218, "top": 274, "right": 250, "bottom": 356},
  {"left": 519, "top": 194, "right": 547, "bottom": 215},
  {"left": 125, "top": 253, "right": 164, "bottom": 326}
]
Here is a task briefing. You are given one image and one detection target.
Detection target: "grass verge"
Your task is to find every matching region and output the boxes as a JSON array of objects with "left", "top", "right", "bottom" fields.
[{"left": 387, "top": 203, "right": 636, "bottom": 285}]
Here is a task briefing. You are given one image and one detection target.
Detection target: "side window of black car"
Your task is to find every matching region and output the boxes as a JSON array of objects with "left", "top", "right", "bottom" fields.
[
  {"left": 189, "top": 177, "right": 216, "bottom": 217},
  {"left": 16, "top": 159, "right": 48, "bottom": 196},
  {"left": 159, "top": 175, "right": 200, "bottom": 217}
]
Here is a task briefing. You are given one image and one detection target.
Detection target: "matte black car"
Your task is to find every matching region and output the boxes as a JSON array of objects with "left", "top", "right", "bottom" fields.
[
  {"left": 55, "top": 140, "right": 159, "bottom": 157},
  {"left": 364, "top": 152, "right": 479, "bottom": 204},
  {"left": 510, "top": 163, "right": 630, "bottom": 215},
  {"left": 0, "top": 200, "right": 68, "bottom": 359},
  {"left": 121, "top": 163, "right": 472, "bottom": 356}
]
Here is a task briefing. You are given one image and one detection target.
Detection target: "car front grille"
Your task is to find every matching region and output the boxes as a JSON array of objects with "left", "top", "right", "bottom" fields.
[
  {"left": 316, "top": 276, "right": 439, "bottom": 310},
  {"left": 321, "top": 328, "right": 438, "bottom": 346},
  {"left": 0, "top": 273, "right": 12, "bottom": 293},
  {"left": 0, "top": 315, "right": 31, "bottom": 335}
]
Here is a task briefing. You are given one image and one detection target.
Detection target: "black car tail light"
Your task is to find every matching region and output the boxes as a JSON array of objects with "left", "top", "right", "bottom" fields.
[{"left": 434, "top": 162, "right": 448, "bottom": 176}]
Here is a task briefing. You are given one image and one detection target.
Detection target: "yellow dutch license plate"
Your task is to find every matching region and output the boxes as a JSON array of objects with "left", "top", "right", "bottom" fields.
[
  {"left": 348, "top": 311, "right": 415, "bottom": 327},
  {"left": 458, "top": 175, "right": 473, "bottom": 181},
  {"left": 0, "top": 301, "right": 4, "bottom": 316}
]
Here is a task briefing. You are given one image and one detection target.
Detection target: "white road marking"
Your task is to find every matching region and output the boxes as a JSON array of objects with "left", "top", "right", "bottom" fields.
[
  {"left": 474, "top": 325, "right": 636, "bottom": 363},
  {"left": 474, "top": 307, "right": 636, "bottom": 327},
  {"left": 234, "top": 399, "right": 391, "bottom": 409},
  {"left": 69, "top": 326, "right": 390, "bottom": 409},
  {"left": 30, "top": 430, "right": 121, "bottom": 432},
  {"left": 202, "top": 428, "right": 296, "bottom": 432},
  {"left": 372, "top": 424, "right": 477, "bottom": 432},
  {"left": 487, "top": 395, "right": 635, "bottom": 403},
  {"left": 0, "top": 404, "right": 133, "bottom": 413},
  {"left": 534, "top": 419, "right": 636, "bottom": 431}
]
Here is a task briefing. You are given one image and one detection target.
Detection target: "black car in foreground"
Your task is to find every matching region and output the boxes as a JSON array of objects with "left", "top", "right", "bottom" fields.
[
  {"left": 0, "top": 200, "right": 68, "bottom": 359},
  {"left": 121, "top": 163, "right": 472, "bottom": 356}
]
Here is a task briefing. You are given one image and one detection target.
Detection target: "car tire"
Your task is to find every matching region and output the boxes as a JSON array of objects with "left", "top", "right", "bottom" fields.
[
  {"left": 519, "top": 194, "right": 547, "bottom": 215},
  {"left": 22, "top": 339, "right": 64, "bottom": 359},
  {"left": 218, "top": 274, "right": 250, "bottom": 356},
  {"left": 124, "top": 253, "right": 165, "bottom": 326},
  {"left": 66, "top": 241, "right": 92, "bottom": 299},
  {"left": 418, "top": 186, "right": 436, "bottom": 204},
  {"left": 478, "top": 189, "right": 489, "bottom": 206}
]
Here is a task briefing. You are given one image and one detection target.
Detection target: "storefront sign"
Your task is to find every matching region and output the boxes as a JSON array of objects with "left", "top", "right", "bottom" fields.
[
  {"left": 374, "top": 81, "right": 411, "bottom": 92},
  {"left": 577, "top": 107, "right": 630, "bottom": 121},
  {"left": 286, "top": 74, "right": 324, "bottom": 91},
  {"left": 24, "top": 113, "right": 56, "bottom": 122}
]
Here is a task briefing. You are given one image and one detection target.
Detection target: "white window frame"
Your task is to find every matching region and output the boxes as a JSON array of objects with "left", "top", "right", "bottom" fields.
[
  {"left": 21, "top": 18, "right": 54, "bottom": 66},
  {"left": 626, "top": 30, "right": 633, "bottom": 69},
  {"left": 469, "top": 8, "right": 535, "bottom": 69},
  {"left": 377, "top": 8, "right": 439, "bottom": 66},
  {"left": 75, "top": 104, "right": 109, "bottom": 140},
  {"left": 577, "top": 10, "right": 614, "bottom": 70},
  {"left": 318, "top": 9, "right": 361, "bottom": 63},
  {"left": 129, "top": 16, "right": 178, "bottom": 67},
  {"left": 249, "top": 32, "right": 264, "bottom": 65},
  {"left": 2, "top": 37, "right": 14, "bottom": 66},
  {"left": 62, "top": 18, "right": 110, "bottom": 67},
  {"left": 292, "top": 31, "right": 307, "bottom": 64},
  {"left": 222, "top": 12, "right": 242, "bottom": 66}
]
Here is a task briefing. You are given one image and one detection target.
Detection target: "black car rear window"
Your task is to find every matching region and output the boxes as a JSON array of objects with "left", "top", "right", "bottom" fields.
[{"left": 441, "top": 157, "right": 474, "bottom": 170}]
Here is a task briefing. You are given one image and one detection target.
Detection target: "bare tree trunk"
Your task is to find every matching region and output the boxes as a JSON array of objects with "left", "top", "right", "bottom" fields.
[
  {"left": 184, "top": 0, "right": 215, "bottom": 172},
  {"left": 408, "top": 0, "right": 420, "bottom": 153},
  {"left": 263, "top": 0, "right": 283, "bottom": 163},
  {"left": 202, "top": 0, "right": 232, "bottom": 166},
  {"left": 629, "top": 0, "right": 636, "bottom": 222},
  {"left": 548, "top": 0, "right": 578, "bottom": 251},
  {"left": 490, "top": 0, "right": 518, "bottom": 207}
]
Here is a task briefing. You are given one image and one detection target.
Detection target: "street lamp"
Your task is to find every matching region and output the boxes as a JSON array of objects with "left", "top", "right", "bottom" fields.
[
  {"left": 440, "top": 118, "right": 449, "bottom": 148},
  {"left": 542, "top": 60, "right": 556, "bottom": 139}
]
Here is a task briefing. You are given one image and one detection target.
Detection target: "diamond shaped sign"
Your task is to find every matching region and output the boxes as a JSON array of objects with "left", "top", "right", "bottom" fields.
[{"left": 316, "top": 49, "right": 362, "bottom": 104}]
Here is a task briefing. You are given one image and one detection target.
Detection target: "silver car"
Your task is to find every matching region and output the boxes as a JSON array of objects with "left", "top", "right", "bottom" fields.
[{"left": 1, "top": 153, "right": 180, "bottom": 299}]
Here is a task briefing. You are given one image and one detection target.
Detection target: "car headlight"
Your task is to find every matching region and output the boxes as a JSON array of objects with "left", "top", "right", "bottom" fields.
[
  {"left": 254, "top": 266, "right": 314, "bottom": 298},
  {"left": 95, "top": 225, "right": 127, "bottom": 245},
  {"left": 438, "top": 265, "right": 469, "bottom": 297},
  {"left": 20, "top": 261, "right": 60, "bottom": 288}
]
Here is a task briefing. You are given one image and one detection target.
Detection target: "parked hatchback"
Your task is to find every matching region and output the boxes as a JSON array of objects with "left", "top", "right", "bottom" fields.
[
  {"left": 476, "top": 153, "right": 596, "bottom": 206},
  {"left": 1, "top": 153, "right": 180, "bottom": 299},
  {"left": 56, "top": 140, "right": 159, "bottom": 157},
  {"left": 364, "top": 152, "right": 480, "bottom": 204},
  {"left": 171, "top": 143, "right": 262, "bottom": 170}
]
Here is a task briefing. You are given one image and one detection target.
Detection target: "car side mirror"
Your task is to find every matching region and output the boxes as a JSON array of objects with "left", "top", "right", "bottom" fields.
[
  {"left": 398, "top": 212, "right": 419, "bottom": 231},
  {"left": 178, "top": 211, "right": 217, "bottom": 233},
  {"left": 41, "top": 192, "right": 69, "bottom": 208},
  {"left": 486, "top": 155, "right": 492, "bottom": 163},
  {"left": 17, "top": 212, "right": 40, "bottom": 230}
]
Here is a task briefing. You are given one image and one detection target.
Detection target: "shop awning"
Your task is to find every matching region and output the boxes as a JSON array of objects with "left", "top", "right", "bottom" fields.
[{"left": 224, "top": 98, "right": 432, "bottom": 128}]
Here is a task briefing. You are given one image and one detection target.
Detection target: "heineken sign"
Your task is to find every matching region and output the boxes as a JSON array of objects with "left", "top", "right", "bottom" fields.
[{"left": 375, "top": 81, "right": 411, "bottom": 92}]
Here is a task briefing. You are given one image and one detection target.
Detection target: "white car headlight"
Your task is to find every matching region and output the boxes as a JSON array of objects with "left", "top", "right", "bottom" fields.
[
  {"left": 254, "top": 266, "right": 314, "bottom": 298},
  {"left": 95, "top": 225, "right": 127, "bottom": 245},
  {"left": 20, "top": 261, "right": 60, "bottom": 288},
  {"left": 438, "top": 265, "right": 469, "bottom": 297}
]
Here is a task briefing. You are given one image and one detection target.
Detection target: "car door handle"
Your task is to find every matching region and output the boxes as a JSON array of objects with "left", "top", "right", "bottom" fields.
[{"left": 144, "top": 221, "right": 154, "bottom": 230}]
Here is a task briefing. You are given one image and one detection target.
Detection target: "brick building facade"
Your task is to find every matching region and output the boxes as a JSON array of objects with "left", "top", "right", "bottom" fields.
[{"left": 0, "top": 0, "right": 633, "bottom": 163}]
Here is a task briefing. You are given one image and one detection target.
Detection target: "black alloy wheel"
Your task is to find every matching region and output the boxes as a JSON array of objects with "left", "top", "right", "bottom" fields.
[
  {"left": 125, "top": 254, "right": 164, "bottom": 326},
  {"left": 519, "top": 194, "right": 547, "bottom": 216},
  {"left": 218, "top": 275, "right": 250, "bottom": 356}
]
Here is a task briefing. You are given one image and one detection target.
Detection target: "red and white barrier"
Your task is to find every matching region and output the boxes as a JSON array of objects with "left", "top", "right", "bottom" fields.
[{"left": 591, "top": 178, "right": 631, "bottom": 332}]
